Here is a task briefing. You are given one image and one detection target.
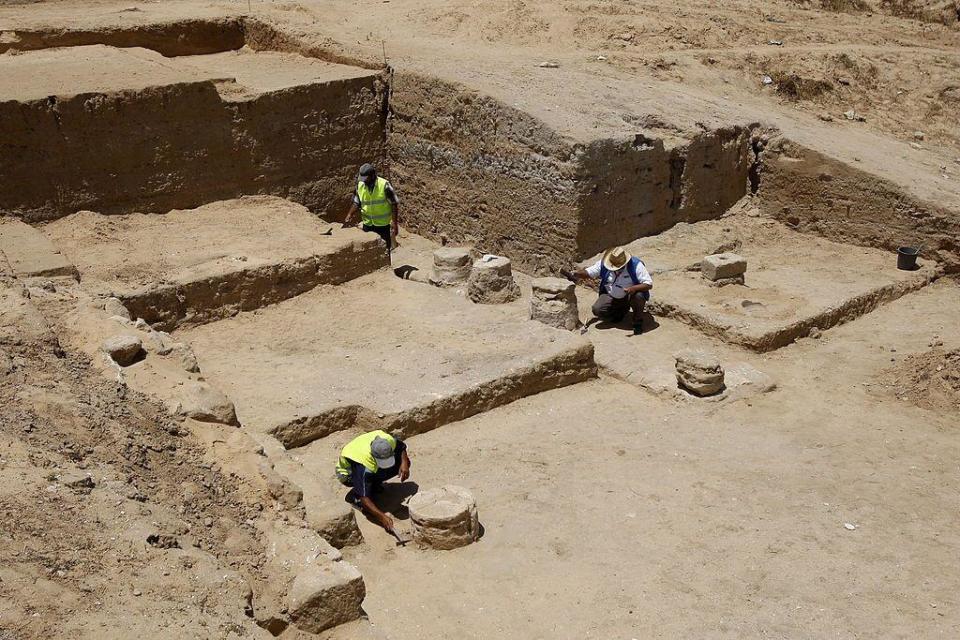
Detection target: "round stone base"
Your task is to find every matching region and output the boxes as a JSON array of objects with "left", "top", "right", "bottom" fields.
[
  {"left": 407, "top": 485, "right": 479, "bottom": 550},
  {"left": 530, "top": 277, "right": 579, "bottom": 330},
  {"left": 468, "top": 256, "right": 520, "bottom": 304},
  {"left": 675, "top": 349, "right": 725, "bottom": 396},
  {"left": 431, "top": 247, "right": 472, "bottom": 286}
]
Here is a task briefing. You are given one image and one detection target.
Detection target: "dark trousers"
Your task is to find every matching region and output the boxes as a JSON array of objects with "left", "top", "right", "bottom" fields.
[
  {"left": 592, "top": 292, "right": 648, "bottom": 323},
  {"left": 362, "top": 224, "right": 392, "bottom": 257}
]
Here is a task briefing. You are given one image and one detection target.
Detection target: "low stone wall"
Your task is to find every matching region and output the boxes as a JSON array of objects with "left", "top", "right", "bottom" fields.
[{"left": 121, "top": 238, "right": 388, "bottom": 332}]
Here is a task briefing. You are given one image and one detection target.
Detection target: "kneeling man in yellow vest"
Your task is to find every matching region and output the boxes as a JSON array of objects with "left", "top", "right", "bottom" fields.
[
  {"left": 335, "top": 429, "right": 411, "bottom": 534},
  {"left": 344, "top": 163, "right": 399, "bottom": 257}
]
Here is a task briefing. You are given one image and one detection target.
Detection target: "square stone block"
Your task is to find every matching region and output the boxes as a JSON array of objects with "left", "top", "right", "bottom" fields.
[{"left": 701, "top": 253, "right": 747, "bottom": 281}]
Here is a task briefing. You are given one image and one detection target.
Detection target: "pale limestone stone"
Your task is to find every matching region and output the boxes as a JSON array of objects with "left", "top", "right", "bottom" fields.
[
  {"left": 701, "top": 253, "right": 747, "bottom": 281},
  {"left": 468, "top": 256, "right": 520, "bottom": 304},
  {"left": 407, "top": 485, "right": 480, "bottom": 550},
  {"left": 530, "top": 277, "right": 578, "bottom": 330},
  {"left": 675, "top": 349, "right": 725, "bottom": 396}
]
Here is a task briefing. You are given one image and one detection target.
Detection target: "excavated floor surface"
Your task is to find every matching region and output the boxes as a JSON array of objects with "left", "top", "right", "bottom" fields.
[
  {"left": 175, "top": 48, "right": 373, "bottom": 95},
  {"left": 2, "top": 2, "right": 960, "bottom": 639},
  {"left": 0, "top": 44, "right": 376, "bottom": 101},
  {"left": 179, "top": 273, "right": 596, "bottom": 449},
  {"left": 45, "top": 196, "right": 387, "bottom": 329},
  {"left": 587, "top": 214, "right": 938, "bottom": 351},
  {"left": 342, "top": 280, "right": 960, "bottom": 640}
]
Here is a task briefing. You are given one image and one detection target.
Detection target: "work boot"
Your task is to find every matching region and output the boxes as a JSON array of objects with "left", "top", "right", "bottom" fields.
[{"left": 344, "top": 490, "right": 360, "bottom": 508}]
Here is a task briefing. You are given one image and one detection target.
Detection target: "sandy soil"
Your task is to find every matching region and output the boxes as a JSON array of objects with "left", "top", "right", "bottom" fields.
[
  {"left": 45, "top": 196, "right": 344, "bottom": 292},
  {"left": 0, "top": 292, "right": 270, "bottom": 639},
  {"left": 0, "top": 0, "right": 959, "bottom": 638},
  {"left": 180, "top": 272, "right": 593, "bottom": 445},
  {"left": 603, "top": 214, "right": 938, "bottom": 349},
  {"left": 0, "top": 43, "right": 373, "bottom": 101},
  {"left": 343, "top": 280, "right": 960, "bottom": 640},
  {"left": 0, "top": 44, "right": 210, "bottom": 100}
]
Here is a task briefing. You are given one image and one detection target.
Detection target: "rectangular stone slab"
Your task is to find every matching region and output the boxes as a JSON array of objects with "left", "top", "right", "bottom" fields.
[
  {"left": 701, "top": 252, "right": 747, "bottom": 281},
  {"left": 0, "top": 219, "right": 76, "bottom": 278}
]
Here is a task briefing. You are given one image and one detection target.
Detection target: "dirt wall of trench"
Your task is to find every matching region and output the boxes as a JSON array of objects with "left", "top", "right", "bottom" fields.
[
  {"left": 0, "top": 17, "right": 247, "bottom": 56},
  {"left": 0, "top": 73, "right": 388, "bottom": 222},
  {"left": 759, "top": 138, "right": 960, "bottom": 272},
  {"left": 575, "top": 126, "right": 753, "bottom": 261},
  {"left": 389, "top": 72, "right": 583, "bottom": 274},
  {"left": 390, "top": 72, "right": 753, "bottom": 273}
]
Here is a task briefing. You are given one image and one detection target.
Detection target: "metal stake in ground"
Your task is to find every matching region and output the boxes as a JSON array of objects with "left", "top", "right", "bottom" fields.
[{"left": 388, "top": 528, "right": 410, "bottom": 547}]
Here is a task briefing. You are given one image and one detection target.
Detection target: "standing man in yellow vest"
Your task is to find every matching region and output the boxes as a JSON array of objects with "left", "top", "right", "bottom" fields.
[
  {"left": 344, "top": 163, "right": 399, "bottom": 258},
  {"left": 335, "top": 429, "right": 411, "bottom": 534}
]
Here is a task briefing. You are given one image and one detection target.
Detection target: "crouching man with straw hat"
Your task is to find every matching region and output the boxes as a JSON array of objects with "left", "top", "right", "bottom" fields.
[{"left": 568, "top": 246, "right": 653, "bottom": 335}]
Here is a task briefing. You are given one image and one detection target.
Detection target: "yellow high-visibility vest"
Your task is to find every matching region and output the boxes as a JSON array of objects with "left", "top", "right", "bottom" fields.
[
  {"left": 357, "top": 177, "right": 393, "bottom": 227},
  {"left": 336, "top": 430, "right": 397, "bottom": 477}
]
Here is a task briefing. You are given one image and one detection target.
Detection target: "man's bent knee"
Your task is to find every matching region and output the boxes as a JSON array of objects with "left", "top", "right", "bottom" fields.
[{"left": 591, "top": 299, "right": 608, "bottom": 318}]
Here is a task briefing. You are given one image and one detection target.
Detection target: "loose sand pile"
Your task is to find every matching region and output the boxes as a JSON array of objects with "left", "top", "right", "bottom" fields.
[{"left": 882, "top": 347, "right": 960, "bottom": 411}]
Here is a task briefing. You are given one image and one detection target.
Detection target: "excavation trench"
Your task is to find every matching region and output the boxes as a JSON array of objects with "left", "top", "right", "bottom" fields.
[{"left": 1, "top": 16, "right": 956, "bottom": 639}]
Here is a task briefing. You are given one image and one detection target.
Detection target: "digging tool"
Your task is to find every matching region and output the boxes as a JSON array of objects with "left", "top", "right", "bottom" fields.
[{"left": 388, "top": 528, "right": 410, "bottom": 547}]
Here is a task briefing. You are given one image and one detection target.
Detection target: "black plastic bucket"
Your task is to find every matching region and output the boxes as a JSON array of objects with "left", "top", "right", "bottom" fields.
[{"left": 897, "top": 246, "right": 920, "bottom": 270}]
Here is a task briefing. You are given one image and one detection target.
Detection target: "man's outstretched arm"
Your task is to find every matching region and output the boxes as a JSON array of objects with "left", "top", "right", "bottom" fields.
[
  {"left": 359, "top": 496, "right": 395, "bottom": 533},
  {"left": 344, "top": 201, "right": 359, "bottom": 226}
]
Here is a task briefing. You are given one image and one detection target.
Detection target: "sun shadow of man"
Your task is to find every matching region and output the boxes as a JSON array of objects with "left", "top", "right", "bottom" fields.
[{"left": 375, "top": 481, "right": 420, "bottom": 520}]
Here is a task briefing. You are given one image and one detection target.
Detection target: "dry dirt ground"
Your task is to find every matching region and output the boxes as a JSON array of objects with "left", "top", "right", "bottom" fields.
[{"left": 1, "top": 0, "right": 960, "bottom": 639}]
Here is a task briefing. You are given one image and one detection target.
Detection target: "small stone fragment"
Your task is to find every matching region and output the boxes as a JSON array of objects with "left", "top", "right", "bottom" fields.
[
  {"left": 146, "top": 533, "right": 180, "bottom": 549},
  {"left": 145, "top": 330, "right": 177, "bottom": 356},
  {"left": 538, "top": 61, "right": 560, "bottom": 68},
  {"left": 287, "top": 562, "right": 365, "bottom": 633},
  {"left": 675, "top": 349, "right": 725, "bottom": 397},
  {"left": 843, "top": 522, "right": 857, "bottom": 531},
  {"left": 102, "top": 297, "right": 131, "bottom": 320},
  {"left": 177, "top": 346, "right": 201, "bottom": 373},
  {"left": 530, "top": 278, "right": 579, "bottom": 330},
  {"left": 61, "top": 472, "right": 95, "bottom": 492},
  {"left": 102, "top": 335, "right": 143, "bottom": 367},
  {"left": 407, "top": 485, "right": 480, "bottom": 550},
  {"left": 178, "top": 382, "right": 239, "bottom": 426},
  {"left": 913, "top": 131, "right": 925, "bottom": 141},
  {"left": 701, "top": 253, "right": 747, "bottom": 282},
  {"left": 0, "top": 348, "right": 12, "bottom": 375},
  {"left": 707, "top": 275, "right": 744, "bottom": 287},
  {"left": 431, "top": 247, "right": 472, "bottom": 286},
  {"left": 467, "top": 255, "right": 521, "bottom": 304}
]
